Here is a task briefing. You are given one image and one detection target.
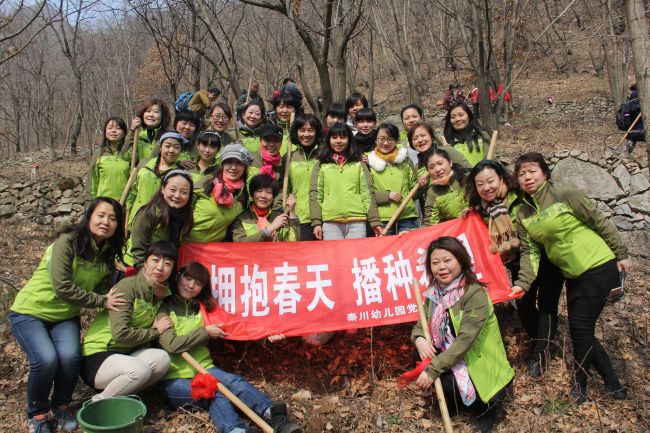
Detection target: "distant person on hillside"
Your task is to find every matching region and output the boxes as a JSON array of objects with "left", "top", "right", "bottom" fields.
[
  {"left": 443, "top": 84, "right": 455, "bottom": 111},
  {"left": 236, "top": 80, "right": 265, "bottom": 121},
  {"left": 626, "top": 83, "right": 645, "bottom": 154},
  {"left": 188, "top": 88, "right": 220, "bottom": 118}
]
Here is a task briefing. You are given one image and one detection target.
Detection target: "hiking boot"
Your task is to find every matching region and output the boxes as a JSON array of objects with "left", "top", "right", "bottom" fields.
[
  {"left": 28, "top": 414, "right": 51, "bottom": 433},
  {"left": 606, "top": 386, "right": 628, "bottom": 400},
  {"left": 266, "top": 404, "right": 302, "bottom": 433},
  {"left": 527, "top": 358, "right": 543, "bottom": 378},
  {"left": 625, "top": 139, "right": 635, "bottom": 154},
  {"left": 475, "top": 409, "right": 498, "bottom": 433},
  {"left": 569, "top": 382, "right": 587, "bottom": 406},
  {"left": 52, "top": 406, "right": 78, "bottom": 432}
]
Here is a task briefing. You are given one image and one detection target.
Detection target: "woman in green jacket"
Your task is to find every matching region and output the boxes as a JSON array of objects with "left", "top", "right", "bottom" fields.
[
  {"left": 367, "top": 123, "right": 418, "bottom": 234},
  {"left": 124, "top": 98, "right": 172, "bottom": 165},
  {"left": 126, "top": 170, "right": 193, "bottom": 268},
  {"left": 89, "top": 117, "right": 130, "bottom": 201},
  {"left": 188, "top": 144, "right": 252, "bottom": 243},
  {"left": 422, "top": 148, "right": 469, "bottom": 226},
  {"left": 230, "top": 174, "right": 299, "bottom": 242},
  {"left": 511, "top": 152, "right": 630, "bottom": 404},
  {"left": 249, "top": 123, "right": 286, "bottom": 183},
  {"left": 125, "top": 132, "right": 186, "bottom": 229},
  {"left": 157, "top": 262, "right": 302, "bottom": 433},
  {"left": 411, "top": 236, "right": 513, "bottom": 433},
  {"left": 443, "top": 101, "right": 489, "bottom": 167},
  {"left": 10, "top": 197, "right": 126, "bottom": 433},
  {"left": 309, "top": 122, "right": 382, "bottom": 240},
  {"left": 239, "top": 102, "right": 265, "bottom": 154},
  {"left": 80, "top": 241, "right": 176, "bottom": 401},
  {"left": 288, "top": 114, "right": 323, "bottom": 240}
]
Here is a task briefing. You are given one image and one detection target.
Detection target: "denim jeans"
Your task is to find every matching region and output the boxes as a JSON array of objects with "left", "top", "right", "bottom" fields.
[
  {"left": 9, "top": 312, "right": 81, "bottom": 417},
  {"left": 160, "top": 367, "right": 274, "bottom": 433},
  {"left": 381, "top": 217, "right": 420, "bottom": 235}
]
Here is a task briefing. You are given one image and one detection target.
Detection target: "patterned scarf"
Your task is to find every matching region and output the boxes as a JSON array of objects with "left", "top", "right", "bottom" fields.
[
  {"left": 332, "top": 153, "right": 346, "bottom": 167},
  {"left": 423, "top": 275, "right": 477, "bottom": 406},
  {"left": 483, "top": 188, "right": 519, "bottom": 260},
  {"left": 259, "top": 147, "right": 282, "bottom": 179},
  {"left": 212, "top": 177, "right": 244, "bottom": 208}
]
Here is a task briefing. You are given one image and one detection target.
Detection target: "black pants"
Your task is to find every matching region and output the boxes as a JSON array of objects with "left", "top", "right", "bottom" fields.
[
  {"left": 298, "top": 223, "right": 316, "bottom": 241},
  {"left": 438, "top": 370, "right": 506, "bottom": 421},
  {"left": 566, "top": 259, "right": 621, "bottom": 387},
  {"left": 515, "top": 253, "right": 565, "bottom": 359}
]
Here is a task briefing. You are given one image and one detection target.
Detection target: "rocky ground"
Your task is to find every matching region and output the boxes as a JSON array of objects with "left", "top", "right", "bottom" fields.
[{"left": 0, "top": 68, "right": 648, "bottom": 432}]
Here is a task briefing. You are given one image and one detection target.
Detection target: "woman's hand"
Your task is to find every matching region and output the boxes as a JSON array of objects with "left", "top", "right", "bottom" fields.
[
  {"left": 617, "top": 258, "right": 632, "bottom": 273},
  {"left": 509, "top": 286, "right": 524, "bottom": 298},
  {"left": 104, "top": 288, "right": 126, "bottom": 312},
  {"left": 130, "top": 117, "right": 141, "bottom": 131},
  {"left": 415, "top": 336, "right": 436, "bottom": 360},
  {"left": 388, "top": 192, "right": 403, "bottom": 204},
  {"left": 269, "top": 214, "right": 289, "bottom": 232},
  {"left": 267, "top": 334, "right": 286, "bottom": 343},
  {"left": 153, "top": 317, "right": 173, "bottom": 334},
  {"left": 286, "top": 194, "right": 297, "bottom": 214},
  {"left": 178, "top": 160, "right": 196, "bottom": 170},
  {"left": 361, "top": 154, "right": 369, "bottom": 164},
  {"left": 460, "top": 208, "right": 471, "bottom": 218},
  {"left": 205, "top": 324, "right": 228, "bottom": 339},
  {"left": 372, "top": 225, "right": 384, "bottom": 237},
  {"left": 313, "top": 225, "right": 323, "bottom": 240},
  {"left": 417, "top": 175, "right": 428, "bottom": 188},
  {"left": 415, "top": 370, "right": 434, "bottom": 389}
]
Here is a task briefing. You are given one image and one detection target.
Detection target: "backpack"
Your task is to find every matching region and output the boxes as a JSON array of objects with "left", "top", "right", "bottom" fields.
[
  {"left": 616, "top": 101, "right": 631, "bottom": 131},
  {"left": 175, "top": 91, "right": 194, "bottom": 113}
]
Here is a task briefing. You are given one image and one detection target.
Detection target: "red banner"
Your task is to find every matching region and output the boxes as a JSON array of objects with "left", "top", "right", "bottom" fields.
[{"left": 179, "top": 212, "right": 512, "bottom": 340}]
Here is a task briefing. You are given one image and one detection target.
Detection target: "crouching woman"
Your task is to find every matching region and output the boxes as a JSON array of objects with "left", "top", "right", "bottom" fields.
[
  {"left": 157, "top": 262, "right": 302, "bottom": 433},
  {"left": 411, "top": 237, "right": 513, "bottom": 432}
]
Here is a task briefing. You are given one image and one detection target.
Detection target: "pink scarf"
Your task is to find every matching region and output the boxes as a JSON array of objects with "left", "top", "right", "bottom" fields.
[
  {"left": 259, "top": 148, "right": 281, "bottom": 179},
  {"left": 332, "top": 153, "right": 346, "bottom": 167},
  {"left": 252, "top": 204, "right": 271, "bottom": 233},
  {"left": 423, "top": 275, "right": 477, "bottom": 406},
  {"left": 212, "top": 177, "right": 244, "bottom": 208}
]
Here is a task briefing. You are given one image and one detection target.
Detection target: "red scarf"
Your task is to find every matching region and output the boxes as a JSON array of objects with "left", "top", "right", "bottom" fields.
[
  {"left": 252, "top": 204, "right": 271, "bottom": 232},
  {"left": 259, "top": 148, "right": 282, "bottom": 179},
  {"left": 332, "top": 153, "right": 346, "bottom": 166},
  {"left": 212, "top": 177, "right": 244, "bottom": 208}
]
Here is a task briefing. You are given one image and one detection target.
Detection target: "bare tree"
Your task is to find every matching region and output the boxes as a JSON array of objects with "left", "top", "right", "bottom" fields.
[
  {"left": 623, "top": 0, "right": 650, "bottom": 163},
  {"left": 0, "top": 0, "right": 56, "bottom": 66}
]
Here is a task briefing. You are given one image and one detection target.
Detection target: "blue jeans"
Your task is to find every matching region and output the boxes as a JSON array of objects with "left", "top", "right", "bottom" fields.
[
  {"left": 382, "top": 217, "right": 420, "bottom": 235},
  {"left": 9, "top": 312, "right": 81, "bottom": 417},
  {"left": 160, "top": 367, "right": 274, "bottom": 433}
]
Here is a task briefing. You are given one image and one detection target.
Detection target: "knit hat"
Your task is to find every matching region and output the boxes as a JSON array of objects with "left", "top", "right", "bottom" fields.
[
  {"left": 160, "top": 131, "right": 188, "bottom": 146},
  {"left": 220, "top": 143, "right": 254, "bottom": 165},
  {"left": 257, "top": 123, "right": 284, "bottom": 140}
]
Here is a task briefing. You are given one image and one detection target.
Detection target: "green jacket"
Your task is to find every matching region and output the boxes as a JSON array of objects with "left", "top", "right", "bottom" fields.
[
  {"left": 411, "top": 282, "right": 514, "bottom": 403},
  {"left": 250, "top": 151, "right": 285, "bottom": 184},
  {"left": 239, "top": 126, "right": 259, "bottom": 155},
  {"left": 450, "top": 136, "right": 486, "bottom": 167},
  {"left": 515, "top": 181, "right": 628, "bottom": 290},
  {"left": 189, "top": 157, "right": 219, "bottom": 188},
  {"left": 288, "top": 145, "right": 320, "bottom": 224},
  {"left": 89, "top": 145, "right": 131, "bottom": 201},
  {"left": 126, "top": 158, "right": 179, "bottom": 228},
  {"left": 123, "top": 127, "right": 162, "bottom": 166},
  {"left": 309, "top": 160, "right": 381, "bottom": 227},
  {"left": 124, "top": 207, "right": 170, "bottom": 268},
  {"left": 367, "top": 148, "right": 418, "bottom": 221},
  {"left": 11, "top": 233, "right": 112, "bottom": 322},
  {"left": 82, "top": 271, "right": 170, "bottom": 356},
  {"left": 415, "top": 147, "right": 471, "bottom": 199},
  {"left": 423, "top": 177, "right": 467, "bottom": 226},
  {"left": 157, "top": 295, "right": 213, "bottom": 380},
  {"left": 188, "top": 188, "right": 244, "bottom": 243},
  {"left": 230, "top": 207, "right": 300, "bottom": 242}
]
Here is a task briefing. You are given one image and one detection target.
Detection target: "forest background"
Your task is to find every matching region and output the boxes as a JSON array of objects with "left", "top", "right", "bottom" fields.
[{"left": 0, "top": 1, "right": 649, "bottom": 432}]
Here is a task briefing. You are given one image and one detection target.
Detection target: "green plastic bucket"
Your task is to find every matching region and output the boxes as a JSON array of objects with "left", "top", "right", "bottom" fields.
[{"left": 77, "top": 396, "right": 147, "bottom": 433}]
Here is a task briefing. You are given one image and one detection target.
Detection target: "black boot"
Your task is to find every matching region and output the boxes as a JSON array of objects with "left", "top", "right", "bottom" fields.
[
  {"left": 266, "top": 403, "right": 302, "bottom": 433},
  {"left": 526, "top": 353, "right": 544, "bottom": 378},
  {"left": 475, "top": 408, "right": 498, "bottom": 433},
  {"left": 569, "top": 382, "right": 587, "bottom": 406}
]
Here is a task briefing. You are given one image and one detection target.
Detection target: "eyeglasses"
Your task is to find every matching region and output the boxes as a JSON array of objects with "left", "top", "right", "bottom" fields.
[
  {"left": 210, "top": 115, "right": 229, "bottom": 121},
  {"left": 376, "top": 137, "right": 396, "bottom": 144}
]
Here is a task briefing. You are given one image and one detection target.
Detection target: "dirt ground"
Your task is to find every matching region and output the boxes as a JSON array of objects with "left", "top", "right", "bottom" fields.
[{"left": 0, "top": 66, "right": 648, "bottom": 432}]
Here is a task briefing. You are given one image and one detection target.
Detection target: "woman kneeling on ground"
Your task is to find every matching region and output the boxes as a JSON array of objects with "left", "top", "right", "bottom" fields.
[
  {"left": 158, "top": 261, "right": 302, "bottom": 433},
  {"left": 80, "top": 241, "right": 177, "bottom": 401},
  {"left": 411, "top": 237, "right": 513, "bottom": 433}
]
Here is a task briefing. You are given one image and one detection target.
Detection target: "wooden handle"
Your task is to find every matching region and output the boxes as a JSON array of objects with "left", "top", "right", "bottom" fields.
[
  {"left": 618, "top": 112, "right": 642, "bottom": 147},
  {"left": 282, "top": 113, "right": 295, "bottom": 209},
  {"left": 382, "top": 182, "right": 421, "bottom": 235},
  {"left": 440, "top": 134, "right": 450, "bottom": 147},
  {"left": 181, "top": 352, "right": 274, "bottom": 433},
  {"left": 486, "top": 130, "right": 499, "bottom": 160},
  {"left": 413, "top": 280, "right": 455, "bottom": 433},
  {"left": 245, "top": 67, "right": 255, "bottom": 106}
]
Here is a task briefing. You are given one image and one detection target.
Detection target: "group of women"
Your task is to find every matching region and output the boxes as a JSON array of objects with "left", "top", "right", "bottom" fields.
[{"left": 11, "top": 89, "right": 631, "bottom": 433}]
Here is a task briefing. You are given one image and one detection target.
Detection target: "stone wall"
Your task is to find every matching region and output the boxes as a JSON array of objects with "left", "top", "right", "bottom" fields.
[{"left": 0, "top": 175, "right": 87, "bottom": 232}]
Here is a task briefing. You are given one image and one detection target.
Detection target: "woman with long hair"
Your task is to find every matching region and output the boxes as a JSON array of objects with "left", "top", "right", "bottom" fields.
[
  {"left": 443, "top": 101, "right": 490, "bottom": 167},
  {"left": 89, "top": 117, "right": 130, "bottom": 201}
]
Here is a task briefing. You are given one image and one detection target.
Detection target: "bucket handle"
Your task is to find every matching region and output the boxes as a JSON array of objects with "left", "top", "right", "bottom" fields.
[{"left": 82, "top": 394, "right": 143, "bottom": 409}]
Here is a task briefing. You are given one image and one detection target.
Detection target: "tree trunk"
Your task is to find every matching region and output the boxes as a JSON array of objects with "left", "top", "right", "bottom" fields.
[
  {"left": 624, "top": 0, "right": 650, "bottom": 163},
  {"left": 190, "top": 2, "right": 201, "bottom": 90},
  {"left": 11, "top": 95, "right": 21, "bottom": 153},
  {"left": 389, "top": 0, "right": 422, "bottom": 107},
  {"left": 368, "top": 26, "right": 375, "bottom": 107}
]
